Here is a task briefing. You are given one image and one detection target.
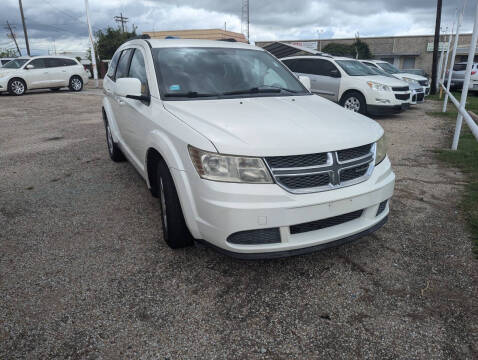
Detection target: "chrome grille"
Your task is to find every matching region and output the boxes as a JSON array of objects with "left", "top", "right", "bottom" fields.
[{"left": 265, "top": 144, "right": 375, "bottom": 194}]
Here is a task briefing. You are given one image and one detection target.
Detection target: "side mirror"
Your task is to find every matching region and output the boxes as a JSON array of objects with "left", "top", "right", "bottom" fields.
[
  {"left": 115, "top": 78, "right": 150, "bottom": 103},
  {"left": 298, "top": 75, "right": 311, "bottom": 92},
  {"left": 25, "top": 64, "right": 34, "bottom": 70}
]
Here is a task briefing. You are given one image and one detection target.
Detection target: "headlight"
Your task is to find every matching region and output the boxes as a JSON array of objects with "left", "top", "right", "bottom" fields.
[
  {"left": 367, "top": 81, "right": 391, "bottom": 92},
  {"left": 402, "top": 77, "right": 419, "bottom": 84},
  {"left": 375, "top": 134, "right": 387, "bottom": 165},
  {"left": 188, "top": 146, "right": 273, "bottom": 183}
]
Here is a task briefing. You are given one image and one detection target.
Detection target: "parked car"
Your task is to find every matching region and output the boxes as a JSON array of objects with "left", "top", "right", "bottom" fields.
[
  {"left": 102, "top": 39, "right": 395, "bottom": 258},
  {"left": 281, "top": 55, "right": 411, "bottom": 115},
  {"left": 402, "top": 69, "right": 429, "bottom": 79},
  {"left": 0, "top": 56, "right": 88, "bottom": 95},
  {"left": 360, "top": 60, "right": 430, "bottom": 95},
  {"left": 365, "top": 64, "right": 424, "bottom": 104},
  {"left": 0, "top": 57, "right": 16, "bottom": 67},
  {"left": 445, "top": 62, "right": 478, "bottom": 91}
]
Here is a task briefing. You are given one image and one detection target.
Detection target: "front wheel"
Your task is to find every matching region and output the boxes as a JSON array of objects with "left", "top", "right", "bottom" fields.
[
  {"left": 104, "top": 119, "right": 125, "bottom": 162},
  {"left": 156, "top": 159, "right": 194, "bottom": 249},
  {"left": 69, "top": 76, "right": 83, "bottom": 92},
  {"left": 340, "top": 92, "right": 366, "bottom": 114},
  {"left": 8, "top": 79, "right": 26, "bottom": 96}
]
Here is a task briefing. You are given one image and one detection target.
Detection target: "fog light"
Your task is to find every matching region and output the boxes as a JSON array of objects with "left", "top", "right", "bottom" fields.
[{"left": 375, "top": 98, "right": 391, "bottom": 104}]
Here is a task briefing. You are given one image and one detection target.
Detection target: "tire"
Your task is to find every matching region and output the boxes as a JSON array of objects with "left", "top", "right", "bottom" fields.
[
  {"left": 50, "top": 88, "right": 61, "bottom": 91},
  {"left": 340, "top": 91, "right": 366, "bottom": 114},
  {"left": 156, "top": 159, "right": 194, "bottom": 249},
  {"left": 8, "top": 78, "right": 26, "bottom": 96},
  {"left": 69, "top": 76, "right": 83, "bottom": 92},
  {"left": 104, "top": 118, "right": 126, "bottom": 162}
]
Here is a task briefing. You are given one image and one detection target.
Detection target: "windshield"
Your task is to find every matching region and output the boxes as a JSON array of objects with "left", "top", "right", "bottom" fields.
[
  {"left": 152, "top": 47, "right": 309, "bottom": 100},
  {"left": 378, "top": 62, "right": 401, "bottom": 74},
  {"left": 335, "top": 60, "right": 377, "bottom": 76},
  {"left": 365, "top": 65, "right": 395, "bottom": 78},
  {"left": 3, "top": 59, "right": 28, "bottom": 69}
]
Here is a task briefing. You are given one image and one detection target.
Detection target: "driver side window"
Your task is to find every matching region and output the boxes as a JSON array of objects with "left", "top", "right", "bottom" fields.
[{"left": 28, "top": 58, "right": 46, "bottom": 69}]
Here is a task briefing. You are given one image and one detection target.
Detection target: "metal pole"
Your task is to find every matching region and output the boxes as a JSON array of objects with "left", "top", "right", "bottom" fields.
[
  {"left": 441, "top": 15, "right": 455, "bottom": 85},
  {"left": 443, "top": 11, "right": 462, "bottom": 113},
  {"left": 451, "top": 0, "right": 478, "bottom": 150},
  {"left": 18, "top": 0, "right": 30, "bottom": 56},
  {"left": 84, "top": 0, "right": 98, "bottom": 88},
  {"left": 437, "top": 27, "right": 446, "bottom": 92}
]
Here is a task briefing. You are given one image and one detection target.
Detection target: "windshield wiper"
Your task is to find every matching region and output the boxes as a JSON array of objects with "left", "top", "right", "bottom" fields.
[
  {"left": 223, "top": 86, "right": 299, "bottom": 96},
  {"left": 164, "top": 91, "right": 219, "bottom": 98}
]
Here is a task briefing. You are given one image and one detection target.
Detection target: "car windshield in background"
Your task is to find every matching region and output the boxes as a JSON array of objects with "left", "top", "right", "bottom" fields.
[
  {"left": 3, "top": 59, "right": 29, "bottom": 69},
  {"left": 335, "top": 60, "right": 377, "bottom": 76},
  {"left": 366, "top": 65, "right": 395, "bottom": 78},
  {"left": 452, "top": 64, "right": 467, "bottom": 71},
  {"left": 152, "top": 47, "right": 309, "bottom": 100},
  {"left": 378, "top": 62, "right": 401, "bottom": 74}
]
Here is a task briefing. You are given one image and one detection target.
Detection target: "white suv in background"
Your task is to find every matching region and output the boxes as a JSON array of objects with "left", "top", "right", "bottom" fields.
[
  {"left": 360, "top": 60, "right": 430, "bottom": 96},
  {"left": 102, "top": 38, "right": 395, "bottom": 259},
  {"left": 0, "top": 56, "right": 88, "bottom": 95},
  {"left": 281, "top": 55, "right": 411, "bottom": 116}
]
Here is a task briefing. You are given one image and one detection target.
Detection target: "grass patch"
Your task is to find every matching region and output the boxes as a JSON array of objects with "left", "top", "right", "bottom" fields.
[{"left": 429, "top": 94, "right": 478, "bottom": 255}]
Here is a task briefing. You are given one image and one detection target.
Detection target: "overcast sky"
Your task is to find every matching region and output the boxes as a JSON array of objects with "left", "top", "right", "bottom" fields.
[{"left": 0, "top": 0, "right": 473, "bottom": 56}]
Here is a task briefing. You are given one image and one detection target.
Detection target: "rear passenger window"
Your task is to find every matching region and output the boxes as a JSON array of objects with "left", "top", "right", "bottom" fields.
[
  {"left": 45, "top": 58, "right": 64, "bottom": 68},
  {"left": 292, "top": 59, "right": 319, "bottom": 75},
  {"left": 128, "top": 49, "right": 149, "bottom": 96},
  {"left": 107, "top": 51, "right": 121, "bottom": 80},
  {"left": 62, "top": 58, "right": 77, "bottom": 66},
  {"left": 114, "top": 49, "right": 133, "bottom": 80}
]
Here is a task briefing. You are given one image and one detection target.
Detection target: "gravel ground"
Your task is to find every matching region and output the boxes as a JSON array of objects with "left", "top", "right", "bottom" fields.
[{"left": 1, "top": 85, "right": 477, "bottom": 359}]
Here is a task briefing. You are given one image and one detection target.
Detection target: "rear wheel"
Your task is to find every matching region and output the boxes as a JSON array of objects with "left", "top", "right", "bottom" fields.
[
  {"left": 69, "top": 76, "right": 83, "bottom": 92},
  {"left": 340, "top": 91, "right": 366, "bottom": 114},
  {"left": 8, "top": 78, "right": 26, "bottom": 96},
  {"left": 156, "top": 159, "right": 194, "bottom": 249}
]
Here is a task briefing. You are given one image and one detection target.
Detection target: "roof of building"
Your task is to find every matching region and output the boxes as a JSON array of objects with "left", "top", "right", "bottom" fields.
[{"left": 144, "top": 29, "right": 248, "bottom": 43}]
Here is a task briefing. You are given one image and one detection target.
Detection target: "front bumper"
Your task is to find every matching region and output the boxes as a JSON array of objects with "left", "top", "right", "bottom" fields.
[
  {"left": 173, "top": 157, "right": 395, "bottom": 257},
  {"left": 367, "top": 103, "right": 409, "bottom": 115}
]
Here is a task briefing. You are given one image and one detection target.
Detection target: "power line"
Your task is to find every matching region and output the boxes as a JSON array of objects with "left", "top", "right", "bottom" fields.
[
  {"left": 4, "top": 21, "right": 22, "bottom": 55},
  {"left": 43, "top": 0, "right": 101, "bottom": 32},
  {"left": 114, "top": 13, "right": 128, "bottom": 33}
]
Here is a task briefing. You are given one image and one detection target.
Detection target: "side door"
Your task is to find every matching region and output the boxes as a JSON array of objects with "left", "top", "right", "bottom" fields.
[
  {"left": 284, "top": 58, "right": 322, "bottom": 92},
  {"left": 59, "top": 58, "right": 79, "bottom": 86},
  {"left": 45, "top": 58, "right": 66, "bottom": 86},
  {"left": 111, "top": 48, "right": 134, "bottom": 152},
  {"left": 118, "top": 48, "right": 152, "bottom": 163},
  {"left": 23, "top": 58, "right": 49, "bottom": 89},
  {"left": 312, "top": 59, "right": 341, "bottom": 102}
]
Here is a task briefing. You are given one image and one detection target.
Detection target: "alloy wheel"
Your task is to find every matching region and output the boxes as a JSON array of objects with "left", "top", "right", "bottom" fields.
[
  {"left": 344, "top": 97, "right": 361, "bottom": 112},
  {"left": 71, "top": 78, "right": 82, "bottom": 91},
  {"left": 11, "top": 80, "right": 25, "bottom": 95}
]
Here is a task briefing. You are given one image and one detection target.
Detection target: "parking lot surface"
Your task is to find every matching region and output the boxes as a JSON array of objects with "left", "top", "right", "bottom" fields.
[{"left": 1, "top": 86, "right": 477, "bottom": 359}]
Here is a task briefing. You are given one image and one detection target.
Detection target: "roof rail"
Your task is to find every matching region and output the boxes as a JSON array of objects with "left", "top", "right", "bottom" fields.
[{"left": 217, "top": 38, "right": 237, "bottom": 42}]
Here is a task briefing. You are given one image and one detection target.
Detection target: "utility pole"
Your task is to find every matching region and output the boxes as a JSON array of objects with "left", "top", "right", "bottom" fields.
[
  {"left": 114, "top": 13, "right": 128, "bottom": 33},
  {"left": 430, "top": 0, "right": 443, "bottom": 95},
  {"left": 84, "top": 0, "right": 98, "bottom": 88},
  {"left": 5, "top": 21, "right": 21, "bottom": 56},
  {"left": 241, "top": 0, "right": 250, "bottom": 42},
  {"left": 18, "top": 0, "right": 30, "bottom": 56}
]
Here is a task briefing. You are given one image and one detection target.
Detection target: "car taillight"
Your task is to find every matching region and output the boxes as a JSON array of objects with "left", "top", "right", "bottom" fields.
[{"left": 472, "top": 71, "right": 477, "bottom": 75}]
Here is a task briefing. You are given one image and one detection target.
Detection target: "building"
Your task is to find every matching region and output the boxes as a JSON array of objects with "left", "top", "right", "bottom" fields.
[
  {"left": 256, "top": 33, "right": 474, "bottom": 75},
  {"left": 143, "top": 29, "right": 248, "bottom": 43}
]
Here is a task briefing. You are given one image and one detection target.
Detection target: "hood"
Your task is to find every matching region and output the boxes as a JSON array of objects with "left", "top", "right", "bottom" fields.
[
  {"left": 164, "top": 94, "right": 383, "bottom": 157},
  {"left": 394, "top": 73, "right": 427, "bottom": 81},
  {"left": 357, "top": 75, "right": 409, "bottom": 87}
]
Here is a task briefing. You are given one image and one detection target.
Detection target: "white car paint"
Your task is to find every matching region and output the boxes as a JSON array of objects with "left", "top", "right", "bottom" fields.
[
  {"left": 360, "top": 60, "right": 430, "bottom": 95},
  {"left": 281, "top": 55, "right": 411, "bottom": 116},
  {"left": 0, "top": 56, "right": 89, "bottom": 94},
  {"left": 103, "top": 39, "right": 395, "bottom": 258}
]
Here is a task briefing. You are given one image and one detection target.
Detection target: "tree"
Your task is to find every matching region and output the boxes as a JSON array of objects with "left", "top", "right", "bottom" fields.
[
  {"left": 95, "top": 26, "right": 137, "bottom": 60},
  {"left": 322, "top": 39, "right": 373, "bottom": 59},
  {"left": 322, "top": 43, "right": 353, "bottom": 57},
  {"left": 0, "top": 48, "right": 18, "bottom": 58}
]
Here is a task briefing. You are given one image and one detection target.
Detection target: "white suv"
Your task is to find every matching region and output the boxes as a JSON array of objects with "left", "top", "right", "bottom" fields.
[
  {"left": 103, "top": 39, "right": 395, "bottom": 259},
  {"left": 281, "top": 55, "right": 411, "bottom": 116},
  {"left": 360, "top": 60, "right": 430, "bottom": 96},
  {"left": 0, "top": 56, "right": 88, "bottom": 95}
]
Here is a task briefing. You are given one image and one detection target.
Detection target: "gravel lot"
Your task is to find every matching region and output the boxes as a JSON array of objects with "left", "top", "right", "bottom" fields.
[{"left": 1, "top": 85, "right": 477, "bottom": 359}]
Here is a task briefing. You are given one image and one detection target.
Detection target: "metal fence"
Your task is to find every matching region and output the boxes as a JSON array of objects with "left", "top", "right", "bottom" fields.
[{"left": 440, "top": 0, "right": 478, "bottom": 150}]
